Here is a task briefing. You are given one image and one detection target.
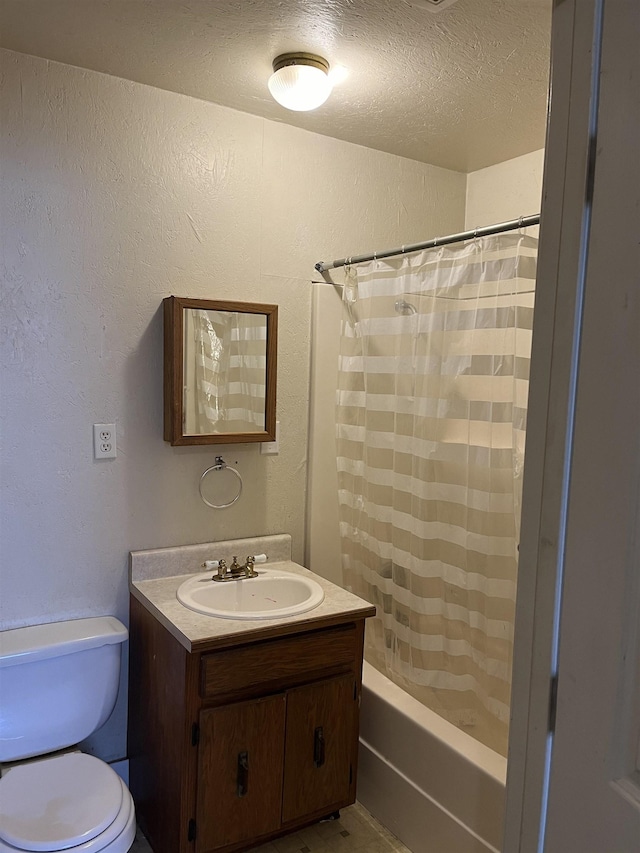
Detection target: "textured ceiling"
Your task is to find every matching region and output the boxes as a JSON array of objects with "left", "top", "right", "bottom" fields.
[{"left": 0, "top": 0, "right": 552, "bottom": 172}]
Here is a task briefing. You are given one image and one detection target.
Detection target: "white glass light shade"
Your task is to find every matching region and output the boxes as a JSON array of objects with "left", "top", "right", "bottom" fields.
[{"left": 268, "top": 63, "right": 333, "bottom": 112}]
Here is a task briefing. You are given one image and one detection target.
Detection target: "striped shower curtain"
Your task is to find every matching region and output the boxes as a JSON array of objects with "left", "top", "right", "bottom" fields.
[{"left": 336, "top": 233, "right": 537, "bottom": 755}]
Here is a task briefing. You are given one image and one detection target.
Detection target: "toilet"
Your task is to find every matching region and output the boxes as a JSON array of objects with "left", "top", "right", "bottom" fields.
[{"left": 0, "top": 617, "right": 136, "bottom": 852}]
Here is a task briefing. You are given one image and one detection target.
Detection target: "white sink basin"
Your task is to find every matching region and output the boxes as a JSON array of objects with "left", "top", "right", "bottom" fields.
[{"left": 176, "top": 569, "right": 325, "bottom": 620}]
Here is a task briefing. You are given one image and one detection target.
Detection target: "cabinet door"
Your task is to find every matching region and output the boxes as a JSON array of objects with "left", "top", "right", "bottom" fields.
[
  {"left": 196, "top": 694, "right": 286, "bottom": 851},
  {"left": 282, "top": 674, "right": 356, "bottom": 824}
]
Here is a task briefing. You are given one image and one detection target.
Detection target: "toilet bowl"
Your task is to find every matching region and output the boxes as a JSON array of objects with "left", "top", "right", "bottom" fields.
[{"left": 0, "top": 617, "right": 136, "bottom": 853}]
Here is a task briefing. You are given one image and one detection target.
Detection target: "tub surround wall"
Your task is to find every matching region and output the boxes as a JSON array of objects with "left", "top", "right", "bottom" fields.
[{"left": 0, "top": 48, "right": 465, "bottom": 761}]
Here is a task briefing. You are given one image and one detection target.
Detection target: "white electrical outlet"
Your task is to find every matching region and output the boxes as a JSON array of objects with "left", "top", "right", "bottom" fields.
[{"left": 94, "top": 423, "right": 117, "bottom": 459}]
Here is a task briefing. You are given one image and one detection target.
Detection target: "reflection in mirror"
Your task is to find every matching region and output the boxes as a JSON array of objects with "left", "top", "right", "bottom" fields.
[
  {"left": 164, "top": 297, "right": 277, "bottom": 445},
  {"left": 183, "top": 309, "right": 267, "bottom": 435}
]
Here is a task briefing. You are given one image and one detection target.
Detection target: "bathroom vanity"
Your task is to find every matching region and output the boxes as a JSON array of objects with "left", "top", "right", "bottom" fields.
[{"left": 128, "top": 536, "right": 375, "bottom": 853}]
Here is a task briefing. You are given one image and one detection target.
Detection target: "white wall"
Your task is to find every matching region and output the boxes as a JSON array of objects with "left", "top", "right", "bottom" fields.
[
  {"left": 0, "top": 48, "right": 466, "bottom": 759},
  {"left": 465, "top": 149, "right": 545, "bottom": 230}
]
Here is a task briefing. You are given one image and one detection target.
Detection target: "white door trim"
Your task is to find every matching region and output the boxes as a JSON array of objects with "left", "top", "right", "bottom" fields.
[{"left": 503, "top": 1, "right": 604, "bottom": 850}]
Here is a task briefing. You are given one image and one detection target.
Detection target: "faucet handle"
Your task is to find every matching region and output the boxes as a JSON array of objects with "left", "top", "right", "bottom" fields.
[
  {"left": 243, "top": 556, "right": 258, "bottom": 578},
  {"left": 202, "top": 558, "right": 229, "bottom": 581}
]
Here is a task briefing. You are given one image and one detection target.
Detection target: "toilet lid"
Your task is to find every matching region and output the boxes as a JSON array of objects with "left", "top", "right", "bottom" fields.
[{"left": 0, "top": 753, "right": 123, "bottom": 852}]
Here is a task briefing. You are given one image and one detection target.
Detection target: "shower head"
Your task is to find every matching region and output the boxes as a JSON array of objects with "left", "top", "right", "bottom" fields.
[{"left": 395, "top": 299, "right": 417, "bottom": 315}]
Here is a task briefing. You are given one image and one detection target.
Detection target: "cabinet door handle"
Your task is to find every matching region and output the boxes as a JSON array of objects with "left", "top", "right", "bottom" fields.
[
  {"left": 237, "top": 750, "right": 249, "bottom": 797},
  {"left": 313, "top": 726, "right": 325, "bottom": 768}
]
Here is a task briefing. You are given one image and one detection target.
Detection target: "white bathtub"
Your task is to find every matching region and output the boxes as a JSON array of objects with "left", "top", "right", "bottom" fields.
[{"left": 357, "top": 662, "right": 507, "bottom": 853}]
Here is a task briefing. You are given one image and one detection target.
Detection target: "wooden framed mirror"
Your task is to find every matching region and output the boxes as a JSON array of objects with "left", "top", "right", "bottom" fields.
[{"left": 163, "top": 296, "right": 278, "bottom": 445}]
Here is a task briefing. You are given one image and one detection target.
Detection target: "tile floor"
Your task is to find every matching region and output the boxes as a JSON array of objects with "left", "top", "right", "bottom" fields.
[{"left": 130, "top": 802, "right": 410, "bottom": 852}]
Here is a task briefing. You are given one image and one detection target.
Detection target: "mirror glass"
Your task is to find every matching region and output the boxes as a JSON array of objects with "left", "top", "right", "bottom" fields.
[
  {"left": 164, "top": 297, "right": 277, "bottom": 445},
  {"left": 183, "top": 308, "right": 267, "bottom": 435}
]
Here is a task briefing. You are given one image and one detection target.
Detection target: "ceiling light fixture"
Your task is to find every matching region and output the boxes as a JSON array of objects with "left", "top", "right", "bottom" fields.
[
  {"left": 401, "top": 0, "right": 460, "bottom": 10},
  {"left": 268, "top": 53, "right": 333, "bottom": 112}
]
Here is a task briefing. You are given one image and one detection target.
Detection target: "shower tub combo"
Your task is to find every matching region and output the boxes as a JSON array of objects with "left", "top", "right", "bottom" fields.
[
  {"left": 308, "top": 227, "right": 536, "bottom": 853},
  {"left": 357, "top": 662, "right": 506, "bottom": 853}
]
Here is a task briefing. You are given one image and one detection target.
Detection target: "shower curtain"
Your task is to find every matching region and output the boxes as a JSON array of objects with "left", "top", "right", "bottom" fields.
[{"left": 336, "top": 233, "right": 537, "bottom": 755}]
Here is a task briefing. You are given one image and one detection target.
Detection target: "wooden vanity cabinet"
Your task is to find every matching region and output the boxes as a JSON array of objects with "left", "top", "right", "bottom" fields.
[
  {"left": 197, "top": 694, "right": 286, "bottom": 850},
  {"left": 128, "top": 595, "right": 372, "bottom": 853},
  {"left": 282, "top": 674, "right": 356, "bottom": 823}
]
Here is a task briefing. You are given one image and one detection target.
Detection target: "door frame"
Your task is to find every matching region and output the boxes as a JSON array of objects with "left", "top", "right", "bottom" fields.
[
  {"left": 504, "top": 0, "right": 640, "bottom": 848},
  {"left": 503, "top": 0, "right": 603, "bottom": 849}
]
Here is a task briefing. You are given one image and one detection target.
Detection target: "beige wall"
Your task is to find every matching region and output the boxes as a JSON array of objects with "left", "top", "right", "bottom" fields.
[
  {"left": 0, "top": 48, "right": 466, "bottom": 758},
  {"left": 306, "top": 148, "right": 545, "bottom": 585},
  {"left": 465, "top": 149, "right": 545, "bottom": 231}
]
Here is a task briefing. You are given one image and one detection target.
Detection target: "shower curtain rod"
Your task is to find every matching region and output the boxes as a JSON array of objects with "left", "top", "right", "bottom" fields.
[{"left": 314, "top": 213, "right": 540, "bottom": 273}]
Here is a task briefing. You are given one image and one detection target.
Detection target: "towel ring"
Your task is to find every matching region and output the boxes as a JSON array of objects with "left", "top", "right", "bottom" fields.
[{"left": 199, "top": 456, "right": 243, "bottom": 509}]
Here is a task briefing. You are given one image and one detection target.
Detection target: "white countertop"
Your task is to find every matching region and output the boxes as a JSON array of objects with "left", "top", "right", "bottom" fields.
[{"left": 129, "top": 535, "right": 375, "bottom": 652}]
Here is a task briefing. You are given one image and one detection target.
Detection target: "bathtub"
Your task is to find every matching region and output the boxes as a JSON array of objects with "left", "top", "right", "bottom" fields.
[{"left": 357, "top": 662, "right": 507, "bottom": 853}]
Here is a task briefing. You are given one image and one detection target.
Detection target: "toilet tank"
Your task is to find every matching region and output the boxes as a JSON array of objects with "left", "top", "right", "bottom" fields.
[{"left": 0, "top": 616, "right": 128, "bottom": 762}]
